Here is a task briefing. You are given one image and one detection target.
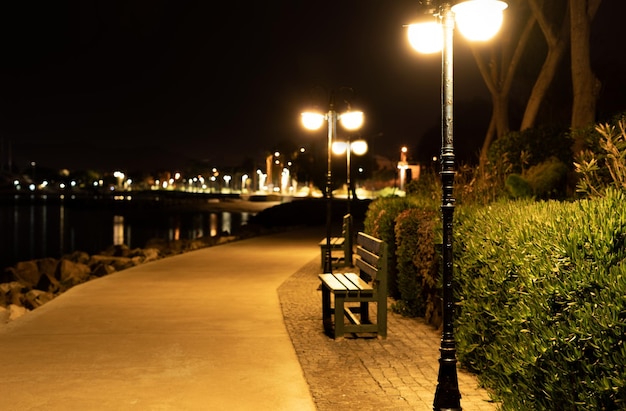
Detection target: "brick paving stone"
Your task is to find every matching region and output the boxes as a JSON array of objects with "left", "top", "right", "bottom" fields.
[{"left": 278, "top": 258, "right": 501, "bottom": 411}]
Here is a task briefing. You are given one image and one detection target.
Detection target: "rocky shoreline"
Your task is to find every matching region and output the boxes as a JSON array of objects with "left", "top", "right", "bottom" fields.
[
  {"left": 0, "top": 198, "right": 293, "bottom": 326},
  {"left": 0, "top": 233, "right": 247, "bottom": 325}
]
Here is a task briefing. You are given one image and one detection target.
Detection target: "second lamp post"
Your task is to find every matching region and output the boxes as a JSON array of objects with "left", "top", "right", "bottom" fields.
[{"left": 302, "top": 96, "right": 364, "bottom": 273}]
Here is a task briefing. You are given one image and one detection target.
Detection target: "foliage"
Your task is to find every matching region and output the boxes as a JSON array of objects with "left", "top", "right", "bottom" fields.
[
  {"left": 364, "top": 196, "right": 417, "bottom": 299},
  {"left": 506, "top": 157, "right": 570, "bottom": 199},
  {"left": 456, "top": 159, "right": 511, "bottom": 206},
  {"left": 524, "top": 157, "right": 569, "bottom": 199},
  {"left": 454, "top": 189, "right": 626, "bottom": 409},
  {"left": 404, "top": 170, "right": 440, "bottom": 202},
  {"left": 505, "top": 173, "right": 533, "bottom": 198},
  {"left": 393, "top": 208, "right": 441, "bottom": 325},
  {"left": 488, "top": 125, "right": 572, "bottom": 175},
  {"left": 575, "top": 114, "right": 626, "bottom": 197}
]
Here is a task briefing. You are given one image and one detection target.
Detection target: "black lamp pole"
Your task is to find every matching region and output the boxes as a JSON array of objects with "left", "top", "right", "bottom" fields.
[
  {"left": 303, "top": 89, "right": 362, "bottom": 273},
  {"left": 433, "top": 2, "right": 462, "bottom": 410},
  {"left": 324, "top": 96, "right": 337, "bottom": 274}
]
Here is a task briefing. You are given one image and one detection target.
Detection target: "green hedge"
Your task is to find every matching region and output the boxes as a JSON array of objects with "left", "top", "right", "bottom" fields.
[
  {"left": 454, "top": 188, "right": 626, "bottom": 409},
  {"left": 364, "top": 196, "right": 438, "bottom": 305},
  {"left": 364, "top": 197, "right": 415, "bottom": 299},
  {"left": 394, "top": 208, "right": 441, "bottom": 323}
]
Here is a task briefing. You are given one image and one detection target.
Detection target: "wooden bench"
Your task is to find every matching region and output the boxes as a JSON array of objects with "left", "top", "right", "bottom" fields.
[
  {"left": 318, "top": 214, "right": 353, "bottom": 269},
  {"left": 319, "top": 232, "right": 388, "bottom": 339}
]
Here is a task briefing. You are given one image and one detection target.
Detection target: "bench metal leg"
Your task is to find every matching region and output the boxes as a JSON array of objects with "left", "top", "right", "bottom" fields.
[
  {"left": 321, "top": 285, "right": 332, "bottom": 335},
  {"left": 334, "top": 295, "right": 345, "bottom": 339},
  {"left": 377, "top": 298, "right": 387, "bottom": 338},
  {"left": 360, "top": 301, "right": 369, "bottom": 324}
]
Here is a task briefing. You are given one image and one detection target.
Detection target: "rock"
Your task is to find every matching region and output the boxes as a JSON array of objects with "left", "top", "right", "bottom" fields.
[
  {"left": 5, "top": 261, "right": 40, "bottom": 289},
  {"left": 35, "top": 271, "right": 61, "bottom": 293},
  {"left": 134, "top": 248, "right": 160, "bottom": 263},
  {"left": 101, "top": 244, "right": 131, "bottom": 257},
  {"left": 89, "top": 255, "right": 135, "bottom": 271},
  {"left": 57, "top": 259, "right": 91, "bottom": 287},
  {"left": 3, "top": 281, "right": 27, "bottom": 306},
  {"left": 217, "top": 236, "right": 237, "bottom": 245},
  {"left": 24, "top": 290, "right": 54, "bottom": 309},
  {"left": 8, "top": 304, "right": 28, "bottom": 321},
  {"left": 91, "top": 262, "right": 117, "bottom": 277},
  {"left": 37, "top": 258, "right": 59, "bottom": 279},
  {"left": 64, "top": 251, "right": 90, "bottom": 264}
]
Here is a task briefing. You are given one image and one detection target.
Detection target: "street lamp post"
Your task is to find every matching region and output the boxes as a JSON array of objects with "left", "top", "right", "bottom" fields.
[
  {"left": 398, "top": 146, "right": 409, "bottom": 192},
  {"left": 407, "top": 1, "right": 507, "bottom": 410},
  {"left": 302, "top": 95, "right": 364, "bottom": 273},
  {"left": 332, "top": 138, "right": 368, "bottom": 264},
  {"left": 332, "top": 138, "right": 368, "bottom": 220}
]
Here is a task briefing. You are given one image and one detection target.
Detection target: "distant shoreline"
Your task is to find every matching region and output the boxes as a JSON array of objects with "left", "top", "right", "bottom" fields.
[{"left": 0, "top": 190, "right": 286, "bottom": 213}]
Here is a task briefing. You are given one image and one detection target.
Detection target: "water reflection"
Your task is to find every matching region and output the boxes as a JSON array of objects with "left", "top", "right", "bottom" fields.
[
  {"left": 113, "top": 215, "right": 124, "bottom": 245},
  {"left": 222, "top": 212, "right": 231, "bottom": 235},
  {"left": 210, "top": 213, "right": 218, "bottom": 237},
  {"left": 113, "top": 211, "right": 244, "bottom": 247},
  {"left": 0, "top": 204, "right": 253, "bottom": 269}
]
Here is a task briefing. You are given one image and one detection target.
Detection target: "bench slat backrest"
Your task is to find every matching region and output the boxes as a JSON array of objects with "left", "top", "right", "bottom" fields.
[{"left": 355, "top": 232, "right": 387, "bottom": 294}]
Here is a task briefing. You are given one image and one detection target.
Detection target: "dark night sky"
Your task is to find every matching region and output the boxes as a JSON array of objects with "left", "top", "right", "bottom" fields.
[{"left": 0, "top": 1, "right": 624, "bottom": 173}]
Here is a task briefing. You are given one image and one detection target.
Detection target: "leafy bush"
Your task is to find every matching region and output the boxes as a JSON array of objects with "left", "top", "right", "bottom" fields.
[
  {"left": 455, "top": 159, "right": 513, "bottom": 205},
  {"left": 524, "top": 157, "right": 569, "bottom": 198},
  {"left": 404, "top": 170, "right": 440, "bottom": 202},
  {"left": 394, "top": 208, "right": 441, "bottom": 325},
  {"left": 454, "top": 189, "right": 626, "bottom": 409},
  {"left": 575, "top": 114, "right": 626, "bottom": 197},
  {"left": 364, "top": 197, "right": 416, "bottom": 299},
  {"left": 488, "top": 125, "right": 572, "bottom": 175},
  {"left": 505, "top": 173, "right": 533, "bottom": 198}
]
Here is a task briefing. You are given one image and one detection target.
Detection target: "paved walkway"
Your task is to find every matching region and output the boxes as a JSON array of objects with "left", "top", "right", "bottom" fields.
[
  {"left": 0, "top": 228, "right": 498, "bottom": 410},
  {"left": 279, "top": 258, "right": 498, "bottom": 410}
]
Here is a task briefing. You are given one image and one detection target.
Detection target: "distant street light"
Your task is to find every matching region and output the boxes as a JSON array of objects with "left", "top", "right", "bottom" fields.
[
  {"left": 241, "top": 174, "right": 249, "bottom": 193},
  {"left": 398, "top": 146, "right": 409, "bottom": 191},
  {"left": 223, "top": 175, "right": 232, "bottom": 193},
  {"left": 332, "top": 138, "right": 368, "bottom": 217},
  {"left": 113, "top": 171, "right": 125, "bottom": 190},
  {"left": 302, "top": 93, "right": 364, "bottom": 273},
  {"left": 407, "top": 1, "right": 507, "bottom": 409}
]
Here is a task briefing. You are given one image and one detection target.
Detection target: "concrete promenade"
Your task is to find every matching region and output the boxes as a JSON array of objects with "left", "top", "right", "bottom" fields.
[{"left": 0, "top": 228, "right": 498, "bottom": 410}]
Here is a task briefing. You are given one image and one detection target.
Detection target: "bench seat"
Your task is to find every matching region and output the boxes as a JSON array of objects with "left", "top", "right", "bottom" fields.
[{"left": 319, "top": 232, "right": 388, "bottom": 339}]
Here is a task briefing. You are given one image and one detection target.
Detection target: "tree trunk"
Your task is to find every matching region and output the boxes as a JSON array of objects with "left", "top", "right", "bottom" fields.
[
  {"left": 520, "top": 0, "right": 570, "bottom": 130},
  {"left": 570, "top": 0, "right": 602, "bottom": 152},
  {"left": 474, "top": 1, "right": 535, "bottom": 170}
]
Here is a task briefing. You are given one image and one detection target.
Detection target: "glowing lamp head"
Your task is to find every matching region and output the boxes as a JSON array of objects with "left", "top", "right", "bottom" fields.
[
  {"left": 339, "top": 111, "right": 364, "bottom": 131},
  {"left": 332, "top": 142, "right": 348, "bottom": 155},
  {"left": 351, "top": 140, "right": 368, "bottom": 155},
  {"left": 332, "top": 139, "right": 368, "bottom": 156},
  {"left": 301, "top": 112, "right": 325, "bottom": 130},
  {"left": 452, "top": 0, "right": 508, "bottom": 41},
  {"left": 407, "top": 21, "right": 443, "bottom": 54}
]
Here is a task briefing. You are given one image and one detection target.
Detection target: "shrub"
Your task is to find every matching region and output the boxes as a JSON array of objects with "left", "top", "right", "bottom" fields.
[
  {"left": 364, "top": 197, "right": 416, "bottom": 299},
  {"left": 454, "top": 189, "right": 626, "bottom": 409},
  {"left": 404, "top": 170, "right": 440, "bottom": 202},
  {"left": 488, "top": 125, "right": 572, "bottom": 175},
  {"left": 394, "top": 208, "right": 441, "bottom": 325},
  {"left": 505, "top": 173, "right": 533, "bottom": 198},
  {"left": 575, "top": 114, "right": 626, "bottom": 197},
  {"left": 525, "top": 157, "right": 569, "bottom": 199}
]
